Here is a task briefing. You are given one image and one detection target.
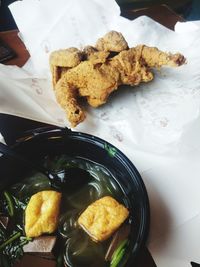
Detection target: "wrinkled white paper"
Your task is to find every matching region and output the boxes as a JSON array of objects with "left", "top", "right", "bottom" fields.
[
  {"left": 5, "top": 0, "right": 200, "bottom": 156},
  {"left": 0, "top": 0, "right": 199, "bottom": 266},
  {"left": 175, "top": 20, "right": 200, "bottom": 33}
]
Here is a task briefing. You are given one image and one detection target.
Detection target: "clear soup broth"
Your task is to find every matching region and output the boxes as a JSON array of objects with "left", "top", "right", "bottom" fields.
[{"left": 0, "top": 155, "right": 130, "bottom": 267}]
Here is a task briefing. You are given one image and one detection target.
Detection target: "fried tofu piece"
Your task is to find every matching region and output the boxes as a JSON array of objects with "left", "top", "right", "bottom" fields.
[
  {"left": 25, "top": 191, "right": 61, "bottom": 238},
  {"left": 78, "top": 196, "right": 129, "bottom": 242}
]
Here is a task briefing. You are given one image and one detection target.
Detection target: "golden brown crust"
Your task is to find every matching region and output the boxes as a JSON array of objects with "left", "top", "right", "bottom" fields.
[
  {"left": 87, "top": 51, "right": 110, "bottom": 64},
  {"left": 54, "top": 78, "right": 85, "bottom": 127},
  {"left": 82, "top": 45, "right": 98, "bottom": 57},
  {"left": 49, "top": 31, "right": 186, "bottom": 127},
  {"left": 96, "top": 31, "right": 129, "bottom": 52},
  {"left": 137, "top": 45, "right": 186, "bottom": 68},
  {"left": 50, "top": 48, "right": 83, "bottom": 87},
  {"left": 25, "top": 191, "right": 61, "bottom": 238},
  {"left": 50, "top": 47, "right": 83, "bottom": 67},
  {"left": 78, "top": 196, "right": 129, "bottom": 242}
]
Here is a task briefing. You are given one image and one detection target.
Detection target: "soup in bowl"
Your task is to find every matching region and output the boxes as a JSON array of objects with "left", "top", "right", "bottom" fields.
[{"left": 0, "top": 127, "right": 149, "bottom": 267}]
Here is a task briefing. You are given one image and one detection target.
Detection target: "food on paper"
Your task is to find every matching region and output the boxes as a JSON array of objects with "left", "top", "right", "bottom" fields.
[{"left": 50, "top": 31, "right": 186, "bottom": 127}]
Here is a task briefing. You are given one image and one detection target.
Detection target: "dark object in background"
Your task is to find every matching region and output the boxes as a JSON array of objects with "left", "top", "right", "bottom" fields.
[
  {"left": 0, "top": 37, "right": 16, "bottom": 62},
  {"left": 191, "top": 262, "right": 200, "bottom": 267},
  {"left": 117, "top": 0, "right": 192, "bottom": 10},
  {"left": 0, "top": 216, "right": 9, "bottom": 229},
  {"left": 0, "top": 114, "right": 50, "bottom": 145},
  {"left": 13, "top": 255, "right": 56, "bottom": 267},
  {"left": 0, "top": 0, "right": 200, "bottom": 32},
  {"left": 0, "top": 0, "right": 18, "bottom": 31},
  {"left": 186, "top": 0, "right": 200, "bottom": 20}
]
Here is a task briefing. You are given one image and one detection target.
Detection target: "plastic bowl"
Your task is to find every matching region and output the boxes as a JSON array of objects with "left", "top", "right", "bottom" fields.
[{"left": 0, "top": 126, "right": 149, "bottom": 266}]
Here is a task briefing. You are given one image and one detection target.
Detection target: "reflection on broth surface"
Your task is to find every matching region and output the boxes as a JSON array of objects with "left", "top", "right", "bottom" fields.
[{"left": 0, "top": 156, "right": 130, "bottom": 267}]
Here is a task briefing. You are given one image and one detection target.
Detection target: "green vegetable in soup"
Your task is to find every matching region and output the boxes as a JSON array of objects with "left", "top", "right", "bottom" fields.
[
  {"left": 110, "top": 239, "right": 129, "bottom": 267},
  {"left": 0, "top": 156, "right": 130, "bottom": 267},
  {"left": 3, "top": 191, "right": 15, "bottom": 217},
  {"left": 0, "top": 232, "right": 21, "bottom": 251},
  {"left": 0, "top": 191, "right": 30, "bottom": 267},
  {"left": 104, "top": 143, "right": 117, "bottom": 157}
]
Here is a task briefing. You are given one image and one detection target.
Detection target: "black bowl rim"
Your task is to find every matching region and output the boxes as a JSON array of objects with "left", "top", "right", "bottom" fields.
[{"left": 3, "top": 126, "right": 150, "bottom": 265}]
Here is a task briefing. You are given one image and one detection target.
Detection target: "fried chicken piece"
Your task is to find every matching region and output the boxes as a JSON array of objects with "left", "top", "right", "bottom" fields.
[
  {"left": 50, "top": 47, "right": 83, "bottom": 87},
  {"left": 138, "top": 45, "right": 186, "bottom": 68},
  {"left": 50, "top": 31, "right": 186, "bottom": 127},
  {"left": 83, "top": 46, "right": 100, "bottom": 59},
  {"left": 82, "top": 45, "right": 111, "bottom": 64},
  {"left": 96, "top": 31, "right": 129, "bottom": 52},
  {"left": 55, "top": 78, "right": 85, "bottom": 127},
  {"left": 55, "top": 59, "right": 120, "bottom": 113}
]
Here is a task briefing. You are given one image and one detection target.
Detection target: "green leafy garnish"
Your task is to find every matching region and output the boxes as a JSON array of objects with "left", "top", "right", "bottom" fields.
[
  {"left": 104, "top": 143, "right": 117, "bottom": 157},
  {"left": 110, "top": 239, "right": 128, "bottom": 267},
  {"left": 0, "top": 191, "right": 30, "bottom": 266},
  {"left": 0, "top": 232, "right": 21, "bottom": 251},
  {"left": 3, "top": 191, "right": 15, "bottom": 217}
]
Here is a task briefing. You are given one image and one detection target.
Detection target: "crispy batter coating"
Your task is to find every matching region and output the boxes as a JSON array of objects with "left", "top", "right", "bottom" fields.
[
  {"left": 25, "top": 191, "right": 61, "bottom": 238},
  {"left": 50, "top": 47, "right": 83, "bottom": 87},
  {"left": 50, "top": 47, "right": 83, "bottom": 67},
  {"left": 55, "top": 78, "right": 86, "bottom": 127},
  {"left": 83, "top": 46, "right": 98, "bottom": 58},
  {"left": 139, "top": 45, "right": 186, "bottom": 68},
  {"left": 50, "top": 31, "right": 186, "bottom": 127},
  {"left": 96, "top": 31, "right": 129, "bottom": 52},
  {"left": 86, "top": 51, "right": 110, "bottom": 65},
  {"left": 78, "top": 196, "right": 129, "bottom": 242}
]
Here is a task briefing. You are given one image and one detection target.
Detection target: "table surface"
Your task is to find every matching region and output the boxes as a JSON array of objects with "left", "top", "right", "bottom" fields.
[{"left": 0, "top": 4, "right": 185, "bottom": 267}]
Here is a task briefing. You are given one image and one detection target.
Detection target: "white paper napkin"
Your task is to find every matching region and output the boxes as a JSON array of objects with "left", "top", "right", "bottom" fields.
[
  {"left": 175, "top": 20, "right": 200, "bottom": 33},
  {"left": 4, "top": 4, "right": 200, "bottom": 155},
  {"left": 146, "top": 20, "right": 200, "bottom": 267},
  {"left": 148, "top": 214, "right": 200, "bottom": 267}
]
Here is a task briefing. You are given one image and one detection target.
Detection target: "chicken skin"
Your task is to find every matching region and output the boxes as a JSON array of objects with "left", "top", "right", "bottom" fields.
[{"left": 50, "top": 31, "right": 186, "bottom": 127}]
